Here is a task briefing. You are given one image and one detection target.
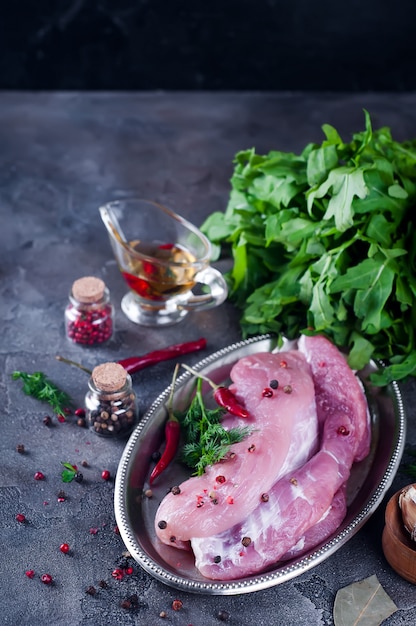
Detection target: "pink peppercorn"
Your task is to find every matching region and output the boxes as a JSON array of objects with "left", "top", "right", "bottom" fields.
[{"left": 65, "top": 276, "right": 114, "bottom": 345}]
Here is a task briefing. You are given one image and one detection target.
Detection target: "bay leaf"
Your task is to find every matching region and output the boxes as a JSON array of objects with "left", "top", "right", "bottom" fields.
[{"left": 333, "top": 574, "right": 397, "bottom": 626}]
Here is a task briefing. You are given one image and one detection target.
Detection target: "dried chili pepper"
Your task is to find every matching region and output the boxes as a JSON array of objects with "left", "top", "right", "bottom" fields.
[
  {"left": 56, "top": 337, "right": 207, "bottom": 376},
  {"left": 149, "top": 364, "right": 181, "bottom": 485},
  {"left": 118, "top": 338, "right": 207, "bottom": 374},
  {"left": 181, "top": 364, "right": 249, "bottom": 418}
]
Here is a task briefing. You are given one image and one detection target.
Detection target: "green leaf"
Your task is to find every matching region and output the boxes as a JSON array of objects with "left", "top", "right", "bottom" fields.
[
  {"left": 61, "top": 469, "right": 76, "bottom": 483},
  {"left": 307, "top": 167, "right": 368, "bottom": 232},
  {"left": 333, "top": 574, "right": 397, "bottom": 626}
]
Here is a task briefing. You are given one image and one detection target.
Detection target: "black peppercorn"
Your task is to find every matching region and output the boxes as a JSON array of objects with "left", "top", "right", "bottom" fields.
[
  {"left": 217, "top": 609, "right": 230, "bottom": 622},
  {"left": 269, "top": 379, "right": 279, "bottom": 389},
  {"left": 213, "top": 555, "right": 221, "bottom": 563},
  {"left": 158, "top": 520, "right": 167, "bottom": 529}
]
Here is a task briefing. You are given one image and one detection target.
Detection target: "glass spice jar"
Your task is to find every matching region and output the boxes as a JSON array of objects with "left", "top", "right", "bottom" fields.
[
  {"left": 85, "top": 362, "right": 138, "bottom": 438},
  {"left": 65, "top": 276, "right": 114, "bottom": 345}
]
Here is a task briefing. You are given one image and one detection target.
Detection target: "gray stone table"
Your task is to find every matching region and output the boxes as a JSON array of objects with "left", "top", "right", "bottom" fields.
[{"left": 1, "top": 92, "right": 416, "bottom": 625}]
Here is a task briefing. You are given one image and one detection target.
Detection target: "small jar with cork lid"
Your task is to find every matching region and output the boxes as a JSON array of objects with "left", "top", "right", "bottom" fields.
[
  {"left": 85, "top": 362, "right": 138, "bottom": 438},
  {"left": 65, "top": 276, "right": 114, "bottom": 345}
]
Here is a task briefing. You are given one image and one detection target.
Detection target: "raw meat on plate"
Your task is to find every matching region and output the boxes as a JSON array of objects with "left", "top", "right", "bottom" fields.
[
  {"left": 155, "top": 350, "right": 319, "bottom": 544},
  {"left": 192, "top": 335, "right": 371, "bottom": 579}
]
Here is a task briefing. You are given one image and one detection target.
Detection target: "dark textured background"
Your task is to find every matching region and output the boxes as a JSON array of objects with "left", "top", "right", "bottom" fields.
[
  {"left": 1, "top": 91, "right": 416, "bottom": 625},
  {"left": 1, "top": 0, "right": 415, "bottom": 91}
]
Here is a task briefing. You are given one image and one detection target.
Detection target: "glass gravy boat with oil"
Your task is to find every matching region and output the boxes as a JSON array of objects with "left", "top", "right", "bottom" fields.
[{"left": 99, "top": 198, "right": 228, "bottom": 326}]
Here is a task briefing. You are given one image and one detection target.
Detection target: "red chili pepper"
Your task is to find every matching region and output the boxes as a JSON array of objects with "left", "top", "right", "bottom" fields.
[
  {"left": 149, "top": 364, "right": 181, "bottom": 485},
  {"left": 213, "top": 386, "right": 249, "bottom": 418},
  {"left": 149, "top": 415, "right": 180, "bottom": 485},
  {"left": 181, "top": 364, "right": 249, "bottom": 418},
  {"left": 117, "top": 338, "right": 207, "bottom": 374}
]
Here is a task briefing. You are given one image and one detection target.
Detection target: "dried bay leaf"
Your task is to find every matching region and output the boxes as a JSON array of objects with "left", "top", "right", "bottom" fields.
[{"left": 333, "top": 574, "right": 397, "bottom": 626}]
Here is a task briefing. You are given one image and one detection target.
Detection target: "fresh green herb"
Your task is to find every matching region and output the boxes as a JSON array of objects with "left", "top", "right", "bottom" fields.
[
  {"left": 201, "top": 110, "right": 416, "bottom": 385},
  {"left": 61, "top": 462, "right": 78, "bottom": 483},
  {"left": 178, "top": 378, "right": 251, "bottom": 476},
  {"left": 12, "top": 370, "right": 72, "bottom": 414}
]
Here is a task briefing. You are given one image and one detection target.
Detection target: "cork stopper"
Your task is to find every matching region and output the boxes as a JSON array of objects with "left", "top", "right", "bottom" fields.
[
  {"left": 92, "top": 362, "right": 127, "bottom": 392},
  {"left": 72, "top": 276, "right": 106, "bottom": 304}
]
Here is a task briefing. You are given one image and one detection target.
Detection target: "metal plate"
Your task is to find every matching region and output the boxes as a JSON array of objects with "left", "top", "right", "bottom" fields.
[{"left": 114, "top": 334, "right": 406, "bottom": 595}]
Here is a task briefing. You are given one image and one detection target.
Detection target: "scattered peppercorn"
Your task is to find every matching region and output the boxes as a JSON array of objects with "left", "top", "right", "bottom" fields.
[
  {"left": 57, "top": 414, "right": 66, "bottom": 423},
  {"left": 216, "top": 475, "right": 226, "bottom": 484},
  {"left": 81, "top": 460, "right": 89, "bottom": 467},
  {"left": 280, "top": 360, "right": 288, "bottom": 368},
  {"left": 248, "top": 444, "right": 256, "bottom": 452},
  {"left": 213, "top": 555, "right": 221, "bottom": 563},
  {"left": 111, "top": 568, "right": 124, "bottom": 580},
  {"left": 159, "top": 611, "right": 167, "bottom": 618},
  {"left": 86, "top": 585, "right": 96, "bottom": 596},
  {"left": 121, "top": 599, "right": 132, "bottom": 609},
  {"left": 217, "top": 609, "right": 230, "bottom": 622},
  {"left": 337, "top": 425, "right": 350, "bottom": 436},
  {"left": 101, "top": 469, "right": 111, "bottom": 481},
  {"left": 113, "top": 525, "right": 120, "bottom": 534},
  {"left": 171, "top": 485, "right": 181, "bottom": 495},
  {"left": 59, "top": 543, "right": 70, "bottom": 554},
  {"left": 41, "top": 573, "right": 53, "bottom": 585},
  {"left": 98, "top": 579, "right": 108, "bottom": 589},
  {"left": 43, "top": 415, "right": 52, "bottom": 426},
  {"left": 283, "top": 385, "right": 292, "bottom": 394},
  {"left": 158, "top": 520, "right": 167, "bottom": 529},
  {"left": 151, "top": 450, "right": 161, "bottom": 463},
  {"left": 16, "top": 513, "right": 26, "bottom": 523},
  {"left": 75, "top": 407, "right": 86, "bottom": 417},
  {"left": 170, "top": 536, "right": 176, "bottom": 543},
  {"left": 172, "top": 599, "right": 183, "bottom": 611},
  {"left": 77, "top": 418, "right": 86, "bottom": 428},
  {"left": 262, "top": 387, "right": 273, "bottom": 398},
  {"left": 34, "top": 471, "right": 45, "bottom": 481},
  {"left": 241, "top": 536, "right": 252, "bottom": 547},
  {"left": 16, "top": 443, "right": 25, "bottom": 454},
  {"left": 74, "top": 472, "right": 83, "bottom": 483},
  {"left": 260, "top": 493, "right": 269, "bottom": 502},
  {"left": 269, "top": 379, "right": 279, "bottom": 389},
  {"left": 25, "top": 570, "right": 35, "bottom": 579},
  {"left": 144, "top": 489, "right": 153, "bottom": 498}
]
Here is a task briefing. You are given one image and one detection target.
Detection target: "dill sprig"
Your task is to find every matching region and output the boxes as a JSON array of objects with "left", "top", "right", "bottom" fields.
[
  {"left": 177, "top": 377, "right": 251, "bottom": 476},
  {"left": 12, "top": 370, "right": 72, "bottom": 414}
]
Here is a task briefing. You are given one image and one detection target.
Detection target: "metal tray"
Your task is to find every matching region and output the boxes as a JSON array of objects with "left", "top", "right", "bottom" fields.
[{"left": 114, "top": 334, "right": 406, "bottom": 595}]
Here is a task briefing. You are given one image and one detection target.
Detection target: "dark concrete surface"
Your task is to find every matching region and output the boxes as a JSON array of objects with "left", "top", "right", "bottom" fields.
[{"left": 1, "top": 91, "right": 416, "bottom": 625}]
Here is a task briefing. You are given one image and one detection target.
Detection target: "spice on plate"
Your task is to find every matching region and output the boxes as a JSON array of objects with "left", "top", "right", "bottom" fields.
[{"left": 180, "top": 363, "right": 249, "bottom": 418}]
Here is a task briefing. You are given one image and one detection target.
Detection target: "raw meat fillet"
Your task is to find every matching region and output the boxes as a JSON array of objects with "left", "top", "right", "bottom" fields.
[
  {"left": 155, "top": 350, "right": 318, "bottom": 545},
  {"left": 278, "top": 484, "right": 347, "bottom": 561},
  {"left": 191, "top": 334, "right": 370, "bottom": 580}
]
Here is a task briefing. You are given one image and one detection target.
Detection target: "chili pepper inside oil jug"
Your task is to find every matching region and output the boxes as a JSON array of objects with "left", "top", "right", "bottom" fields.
[
  {"left": 85, "top": 362, "right": 138, "bottom": 438},
  {"left": 65, "top": 276, "right": 114, "bottom": 345}
]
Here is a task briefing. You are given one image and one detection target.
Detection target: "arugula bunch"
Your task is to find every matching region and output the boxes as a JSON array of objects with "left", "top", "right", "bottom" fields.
[
  {"left": 202, "top": 111, "right": 416, "bottom": 385},
  {"left": 178, "top": 378, "right": 251, "bottom": 476}
]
